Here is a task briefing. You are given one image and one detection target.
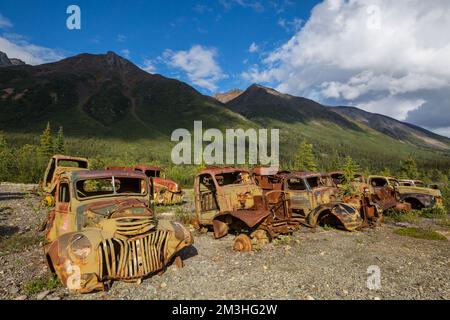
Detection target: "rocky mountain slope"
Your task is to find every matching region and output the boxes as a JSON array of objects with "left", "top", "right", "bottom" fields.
[
  {"left": 0, "top": 51, "right": 250, "bottom": 139},
  {"left": 0, "top": 51, "right": 25, "bottom": 67},
  {"left": 213, "top": 89, "right": 243, "bottom": 103},
  {"left": 222, "top": 84, "right": 449, "bottom": 151},
  {"left": 331, "top": 106, "right": 450, "bottom": 149}
]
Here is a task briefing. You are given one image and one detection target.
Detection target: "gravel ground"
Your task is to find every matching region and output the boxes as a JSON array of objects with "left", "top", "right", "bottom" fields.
[{"left": 0, "top": 182, "right": 449, "bottom": 300}]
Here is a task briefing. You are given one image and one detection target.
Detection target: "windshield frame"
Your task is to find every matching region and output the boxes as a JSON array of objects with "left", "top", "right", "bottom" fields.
[
  {"left": 73, "top": 175, "right": 148, "bottom": 201},
  {"left": 213, "top": 171, "right": 254, "bottom": 188}
]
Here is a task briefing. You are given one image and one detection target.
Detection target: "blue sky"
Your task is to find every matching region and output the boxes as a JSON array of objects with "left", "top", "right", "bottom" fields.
[
  {"left": 0, "top": 0, "right": 319, "bottom": 93},
  {"left": 1, "top": 0, "right": 450, "bottom": 136}
]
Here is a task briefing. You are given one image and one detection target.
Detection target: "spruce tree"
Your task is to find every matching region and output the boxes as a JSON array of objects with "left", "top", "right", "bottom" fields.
[
  {"left": 294, "top": 140, "right": 318, "bottom": 172},
  {"left": 399, "top": 155, "right": 419, "bottom": 179},
  {"left": 340, "top": 156, "right": 360, "bottom": 196},
  {"left": 379, "top": 167, "right": 392, "bottom": 177},
  {"left": 38, "top": 122, "right": 53, "bottom": 157},
  {"left": 0, "top": 133, "right": 12, "bottom": 181},
  {"left": 54, "top": 126, "right": 65, "bottom": 154}
]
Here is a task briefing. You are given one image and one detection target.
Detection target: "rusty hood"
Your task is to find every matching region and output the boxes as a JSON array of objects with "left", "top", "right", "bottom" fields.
[
  {"left": 78, "top": 198, "right": 152, "bottom": 218},
  {"left": 212, "top": 209, "right": 270, "bottom": 239},
  {"left": 153, "top": 177, "right": 181, "bottom": 193}
]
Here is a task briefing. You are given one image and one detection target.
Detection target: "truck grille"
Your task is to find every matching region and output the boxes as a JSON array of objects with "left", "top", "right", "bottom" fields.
[
  {"left": 114, "top": 216, "right": 155, "bottom": 237},
  {"left": 99, "top": 230, "right": 169, "bottom": 280}
]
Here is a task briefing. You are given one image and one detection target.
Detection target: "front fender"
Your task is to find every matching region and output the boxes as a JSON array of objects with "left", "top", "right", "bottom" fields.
[
  {"left": 307, "top": 202, "right": 362, "bottom": 231},
  {"left": 45, "top": 229, "right": 105, "bottom": 293},
  {"left": 399, "top": 193, "right": 436, "bottom": 209}
]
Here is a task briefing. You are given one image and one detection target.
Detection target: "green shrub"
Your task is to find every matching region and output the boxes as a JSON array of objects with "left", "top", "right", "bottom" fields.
[
  {"left": 174, "top": 206, "right": 194, "bottom": 225},
  {"left": 418, "top": 207, "right": 447, "bottom": 219},
  {"left": 22, "top": 273, "right": 61, "bottom": 295},
  {"left": 383, "top": 209, "right": 420, "bottom": 223}
]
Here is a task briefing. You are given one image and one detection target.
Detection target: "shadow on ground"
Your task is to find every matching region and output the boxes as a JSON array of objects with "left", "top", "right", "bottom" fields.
[{"left": 0, "top": 193, "right": 25, "bottom": 201}]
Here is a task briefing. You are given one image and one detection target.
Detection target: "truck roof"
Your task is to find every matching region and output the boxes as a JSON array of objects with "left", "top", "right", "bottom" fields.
[
  {"left": 197, "top": 167, "right": 250, "bottom": 177},
  {"left": 69, "top": 169, "right": 147, "bottom": 180}
]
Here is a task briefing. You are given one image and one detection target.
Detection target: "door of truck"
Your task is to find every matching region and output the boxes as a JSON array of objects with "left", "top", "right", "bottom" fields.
[{"left": 195, "top": 174, "right": 219, "bottom": 225}]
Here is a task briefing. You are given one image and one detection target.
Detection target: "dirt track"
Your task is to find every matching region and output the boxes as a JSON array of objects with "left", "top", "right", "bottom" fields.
[{"left": 0, "top": 183, "right": 449, "bottom": 300}]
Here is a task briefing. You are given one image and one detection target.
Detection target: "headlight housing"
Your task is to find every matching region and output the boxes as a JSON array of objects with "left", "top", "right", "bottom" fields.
[{"left": 69, "top": 234, "right": 92, "bottom": 260}]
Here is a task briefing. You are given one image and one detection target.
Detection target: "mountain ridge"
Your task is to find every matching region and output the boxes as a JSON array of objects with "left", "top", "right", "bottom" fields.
[
  {"left": 0, "top": 51, "right": 449, "bottom": 170},
  {"left": 218, "top": 84, "right": 449, "bottom": 150},
  {"left": 0, "top": 51, "right": 25, "bottom": 67},
  {"left": 0, "top": 51, "right": 250, "bottom": 138}
]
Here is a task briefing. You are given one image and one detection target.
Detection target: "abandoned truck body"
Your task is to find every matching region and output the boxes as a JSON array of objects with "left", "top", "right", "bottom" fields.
[
  {"left": 399, "top": 179, "right": 426, "bottom": 188},
  {"left": 194, "top": 167, "right": 298, "bottom": 251},
  {"left": 41, "top": 155, "right": 89, "bottom": 206},
  {"left": 329, "top": 171, "right": 367, "bottom": 193},
  {"left": 368, "top": 175, "right": 443, "bottom": 210},
  {"left": 326, "top": 171, "right": 384, "bottom": 227},
  {"left": 42, "top": 169, "right": 193, "bottom": 293},
  {"left": 107, "top": 165, "right": 184, "bottom": 205},
  {"left": 253, "top": 169, "right": 366, "bottom": 231},
  {"left": 331, "top": 171, "right": 411, "bottom": 212}
]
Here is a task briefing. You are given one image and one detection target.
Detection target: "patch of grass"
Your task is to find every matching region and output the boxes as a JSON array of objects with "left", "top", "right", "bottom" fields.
[
  {"left": 321, "top": 224, "right": 335, "bottom": 231},
  {"left": 0, "top": 206, "right": 14, "bottom": 215},
  {"left": 174, "top": 207, "right": 193, "bottom": 225},
  {"left": 394, "top": 227, "right": 447, "bottom": 241},
  {"left": 0, "top": 233, "right": 41, "bottom": 256},
  {"left": 418, "top": 207, "right": 447, "bottom": 219},
  {"left": 384, "top": 209, "right": 419, "bottom": 223},
  {"left": 22, "top": 273, "right": 61, "bottom": 295},
  {"left": 438, "top": 218, "right": 450, "bottom": 228},
  {"left": 274, "top": 235, "right": 292, "bottom": 246}
]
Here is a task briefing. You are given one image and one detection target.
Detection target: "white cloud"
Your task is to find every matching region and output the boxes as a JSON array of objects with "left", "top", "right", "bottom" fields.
[
  {"left": 219, "top": 0, "right": 264, "bottom": 12},
  {"left": 277, "top": 17, "right": 303, "bottom": 32},
  {"left": 359, "top": 96, "right": 426, "bottom": 120},
  {"left": 141, "top": 59, "right": 157, "bottom": 73},
  {"left": 163, "top": 45, "right": 227, "bottom": 92},
  {"left": 0, "top": 13, "right": 12, "bottom": 28},
  {"left": 431, "top": 127, "right": 450, "bottom": 138},
  {"left": 120, "top": 48, "right": 131, "bottom": 59},
  {"left": 0, "top": 34, "right": 64, "bottom": 65},
  {"left": 243, "top": 0, "right": 450, "bottom": 127},
  {"left": 249, "top": 42, "right": 259, "bottom": 53},
  {"left": 116, "top": 34, "right": 126, "bottom": 42}
]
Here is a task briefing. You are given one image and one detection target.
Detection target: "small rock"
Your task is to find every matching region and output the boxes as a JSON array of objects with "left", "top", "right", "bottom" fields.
[
  {"left": 15, "top": 295, "right": 27, "bottom": 300},
  {"left": 36, "top": 290, "right": 50, "bottom": 300},
  {"left": 306, "top": 295, "right": 315, "bottom": 300},
  {"left": 160, "top": 282, "right": 167, "bottom": 289},
  {"left": 373, "top": 296, "right": 381, "bottom": 300},
  {"left": 47, "top": 295, "right": 61, "bottom": 300},
  {"left": 10, "top": 287, "right": 19, "bottom": 294},
  {"left": 395, "top": 222, "right": 412, "bottom": 228}
]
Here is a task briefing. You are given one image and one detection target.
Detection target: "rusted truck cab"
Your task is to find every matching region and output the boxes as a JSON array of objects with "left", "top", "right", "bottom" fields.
[
  {"left": 43, "top": 170, "right": 193, "bottom": 293},
  {"left": 107, "top": 165, "right": 184, "bottom": 205},
  {"left": 368, "top": 175, "right": 442, "bottom": 210},
  {"left": 279, "top": 172, "right": 340, "bottom": 219},
  {"left": 329, "top": 171, "right": 367, "bottom": 193},
  {"left": 194, "top": 167, "right": 298, "bottom": 251},
  {"left": 41, "top": 155, "right": 89, "bottom": 206},
  {"left": 254, "top": 170, "right": 364, "bottom": 231}
]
